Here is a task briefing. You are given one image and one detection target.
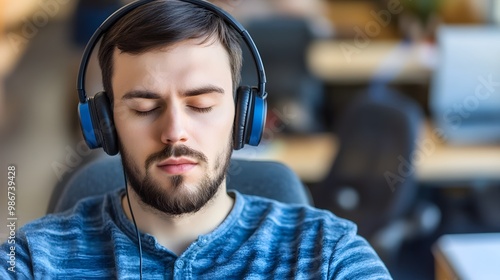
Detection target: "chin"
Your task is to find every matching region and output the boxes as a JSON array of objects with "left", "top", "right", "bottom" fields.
[{"left": 136, "top": 172, "right": 221, "bottom": 216}]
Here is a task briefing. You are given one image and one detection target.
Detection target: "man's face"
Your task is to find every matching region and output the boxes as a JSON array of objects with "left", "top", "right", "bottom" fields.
[{"left": 112, "top": 39, "right": 235, "bottom": 216}]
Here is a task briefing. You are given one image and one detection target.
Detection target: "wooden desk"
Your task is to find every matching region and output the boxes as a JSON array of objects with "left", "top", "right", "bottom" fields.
[
  {"left": 433, "top": 233, "right": 500, "bottom": 280},
  {"left": 416, "top": 124, "right": 500, "bottom": 185},
  {"left": 234, "top": 123, "right": 500, "bottom": 185},
  {"left": 307, "top": 40, "right": 435, "bottom": 84},
  {"left": 233, "top": 134, "right": 338, "bottom": 183}
]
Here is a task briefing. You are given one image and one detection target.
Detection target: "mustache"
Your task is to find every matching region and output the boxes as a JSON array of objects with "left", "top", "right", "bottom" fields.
[{"left": 145, "top": 144, "right": 208, "bottom": 169}]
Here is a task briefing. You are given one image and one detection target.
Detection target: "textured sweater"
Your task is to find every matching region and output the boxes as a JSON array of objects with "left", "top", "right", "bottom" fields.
[{"left": 1, "top": 189, "right": 392, "bottom": 279}]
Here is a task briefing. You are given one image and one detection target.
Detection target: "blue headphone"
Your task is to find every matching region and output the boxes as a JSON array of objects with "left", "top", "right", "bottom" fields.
[{"left": 77, "top": 0, "right": 267, "bottom": 155}]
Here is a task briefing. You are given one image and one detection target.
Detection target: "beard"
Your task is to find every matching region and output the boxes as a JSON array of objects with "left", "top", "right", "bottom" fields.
[{"left": 120, "top": 140, "right": 233, "bottom": 216}]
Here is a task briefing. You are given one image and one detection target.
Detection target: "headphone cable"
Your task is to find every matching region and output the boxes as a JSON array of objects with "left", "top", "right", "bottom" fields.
[{"left": 124, "top": 171, "right": 143, "bottom": 280}]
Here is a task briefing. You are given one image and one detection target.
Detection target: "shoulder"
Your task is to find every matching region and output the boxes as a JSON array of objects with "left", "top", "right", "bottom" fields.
[
  {"left": 1, "top": 190, "right": 123, "bottom": 278},
  {"left": 239, "top": 193, "right": 356, "bottom": 239},
  {"left": 240, "top": 193, "right": 354, "bottom": 227},
  {"left": 237, "top": 194, "right": 392, "bottom": 279},
  {"left": 19, "top": 189, "right": 121, "bottom": 244}
]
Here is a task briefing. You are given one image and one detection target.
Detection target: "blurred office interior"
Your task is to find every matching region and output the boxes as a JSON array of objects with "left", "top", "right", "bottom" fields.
[{"left": 1, "top": 0, "right": 500, "bottom": 279}]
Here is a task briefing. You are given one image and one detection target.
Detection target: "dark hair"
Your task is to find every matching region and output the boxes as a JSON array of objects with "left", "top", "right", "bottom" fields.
[{"left": 98, "top": 0, "right": 243, "bottom": 104}]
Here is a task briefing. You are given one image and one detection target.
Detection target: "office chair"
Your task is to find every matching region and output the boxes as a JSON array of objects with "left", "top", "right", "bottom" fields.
[
  {"left": 240, "top": 16, "right": 326, "bottom": 134},
  {"left": 312, "top": 87, "right": 438, "bottom": 263},
  {"left": 47, "top": 155, "right": 313, "bottom": 214}
]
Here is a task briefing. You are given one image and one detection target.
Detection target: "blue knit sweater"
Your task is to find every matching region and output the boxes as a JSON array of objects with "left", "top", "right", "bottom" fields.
[{"left": 1, "top": 189, "right": 392, "bottom": 279}]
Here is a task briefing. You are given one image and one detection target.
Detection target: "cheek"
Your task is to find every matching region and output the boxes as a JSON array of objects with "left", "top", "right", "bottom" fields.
[
  {"left": 195, "top": 105, "right": 234, "bottom": 149},
  {"left": 113, "top": 111, "right": 152, "bottom": 159}
]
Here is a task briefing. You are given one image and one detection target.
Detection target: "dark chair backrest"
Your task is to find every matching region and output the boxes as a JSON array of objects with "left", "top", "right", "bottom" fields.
[
  {"left": 48, "top": 156, "right": 313, "bottom": 213},
  {"left": 241, "top": 16, "right": 313, "bottom": 88},
  {"left": 313, "top": 87, "right": 423, "bottom": 238},
  {"left": 240, "top": 16, "right": 326, "bottom": 134}
]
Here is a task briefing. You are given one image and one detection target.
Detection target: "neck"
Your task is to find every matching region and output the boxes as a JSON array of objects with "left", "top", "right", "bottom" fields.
[{"left": 121, "top": 182, "right": 234, "bottom": 256}]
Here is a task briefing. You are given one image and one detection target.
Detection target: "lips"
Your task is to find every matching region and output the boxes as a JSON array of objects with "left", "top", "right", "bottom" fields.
[{"left": 156, "top": 158, "right": 197, "bottom": 175}]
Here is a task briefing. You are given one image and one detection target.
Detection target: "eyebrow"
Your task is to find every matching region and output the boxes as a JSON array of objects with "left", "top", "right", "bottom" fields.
[
  {"left": 122, "top": 90, "right": 161, "bottom": 100},
  {"left": 183, "top": 85, "right": 225, "bottom": 97},
  {"left": 121, "top": 85, "right": 225, "bottom": 100}
]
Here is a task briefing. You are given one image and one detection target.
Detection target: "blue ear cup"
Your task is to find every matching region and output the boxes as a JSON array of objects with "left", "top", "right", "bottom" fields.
[
  {"left": 78, "top": 100, "right": 99, "bottom": 149},
  {"left": 233, "top": 86, "right": 267, "bottom": 150},
  {"left": 78, "top": 92, "right": 119, "bottom": 155},
  {"left": 248, "top": 89, "right": 267, "bottom": 146}
]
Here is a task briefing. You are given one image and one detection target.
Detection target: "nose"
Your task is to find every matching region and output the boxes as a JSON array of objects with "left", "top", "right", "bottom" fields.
[{"left": 160, "top": 104, "right": 188, "bottom": 145}]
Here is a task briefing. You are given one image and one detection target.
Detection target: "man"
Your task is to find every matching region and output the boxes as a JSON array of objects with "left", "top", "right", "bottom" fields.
[{"left": 1, "top": 0, "right": 392, "bottom": 278}]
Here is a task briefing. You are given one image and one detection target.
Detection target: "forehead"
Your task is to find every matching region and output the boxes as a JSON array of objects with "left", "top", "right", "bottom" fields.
[{"left": 111, "top": 39, "right": 232, "bottom": 95}]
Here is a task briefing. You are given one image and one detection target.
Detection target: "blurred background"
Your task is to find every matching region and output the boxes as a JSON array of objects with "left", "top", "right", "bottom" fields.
[{"left": 1, "top": 0, "right": 500, "bottom": 279}]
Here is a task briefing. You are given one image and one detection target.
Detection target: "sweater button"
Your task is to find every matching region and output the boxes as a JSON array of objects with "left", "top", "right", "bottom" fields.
[{"left": 176, "top": 260, "right": 185, "bottom": 269}]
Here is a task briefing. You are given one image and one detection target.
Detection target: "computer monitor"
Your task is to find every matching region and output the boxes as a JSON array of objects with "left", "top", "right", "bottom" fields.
[{"left": 430, "top": 25, "right": 500, "bottom": 145}]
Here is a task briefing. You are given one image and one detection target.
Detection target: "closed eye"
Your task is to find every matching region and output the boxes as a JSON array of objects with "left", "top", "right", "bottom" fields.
[
  {"left": 133, "top": 108, "right": 159, "bottom": 116},
  {"left": 189, "top": 106, "right": 213, "bottom": 113}
]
